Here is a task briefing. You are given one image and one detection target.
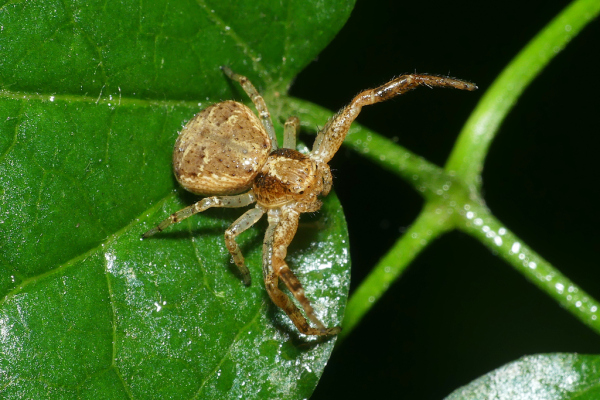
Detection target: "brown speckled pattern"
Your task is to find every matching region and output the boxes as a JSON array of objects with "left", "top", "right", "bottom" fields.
[{"left": 173, "top": 101, "right": 270, "bottom": 195}]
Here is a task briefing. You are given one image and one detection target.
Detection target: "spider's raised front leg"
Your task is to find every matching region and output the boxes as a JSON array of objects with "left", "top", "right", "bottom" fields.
[
  {"left": 221, "top": 66, "right": 278, "bottom": 149},
  {"left": 312, "top": 74, "right": 478, "bottom": 163},
  {"left": 143, "top": 192, "right": 256, "bottom": 237},
  {"left": 262, "top": 207, "right": 341, "bottom": 336}
]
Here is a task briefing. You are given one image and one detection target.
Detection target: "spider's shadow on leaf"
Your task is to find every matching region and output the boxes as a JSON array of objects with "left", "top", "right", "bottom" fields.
[
  {"left": 147, "top": 225, "right": 225, "bottom": 240},
  {"left": 292, "top": 211, "right": 330, "bottom": 251},
  {"left": 221, "top": 71, "right": 253, "bottom": 103}
]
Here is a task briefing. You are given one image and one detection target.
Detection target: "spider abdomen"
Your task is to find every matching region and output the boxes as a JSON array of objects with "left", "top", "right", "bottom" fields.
[
  {"left": 253, "top": 148, "right": 325, "bottom": 209},
  {"left": 173, "top": 101, "right": 271, "bottom": 196}
]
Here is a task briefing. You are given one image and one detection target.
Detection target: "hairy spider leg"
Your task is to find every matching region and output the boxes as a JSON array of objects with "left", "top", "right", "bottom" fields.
[
  {"left": 143, "top": 192, "right": 256, "bottom": 238},
  {"left": 283, "top": 116, "right": 300, "bottom": 150},
  {"left": 224, "top": 207, "right": 265, "bottom": 285},
  {"left": 262, "top": 207, "right": 342, "bottom": 336},
  {"left": 221, "top": 66, "right": 278, "bottom": 150},
  {"left": 312, "top": 74, "right": 478, "bottom": 163}
]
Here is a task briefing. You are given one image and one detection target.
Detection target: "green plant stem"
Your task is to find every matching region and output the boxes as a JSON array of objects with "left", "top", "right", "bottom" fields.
[
  {"left": 457, "top": 201, "right": 600, "bottom": 335},
  {"left": 445, "top": 0, "right": 600, "bottom": 188},
  {"left": 338, "top": 203, "right": 451, "bottom": 342}
]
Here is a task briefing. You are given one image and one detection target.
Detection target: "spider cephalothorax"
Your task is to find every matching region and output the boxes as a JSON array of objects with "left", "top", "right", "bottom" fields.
[
  {"left": 144, "top": 66, "right": 476, "bottom": 335},
  {"left": 253, "top": 148, "right": 330, "bottom": 210}
]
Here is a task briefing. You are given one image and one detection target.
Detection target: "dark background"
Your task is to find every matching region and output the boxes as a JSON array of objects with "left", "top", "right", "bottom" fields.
[{"left": 289, "top": 0, "right": 600, "bottom": 398}]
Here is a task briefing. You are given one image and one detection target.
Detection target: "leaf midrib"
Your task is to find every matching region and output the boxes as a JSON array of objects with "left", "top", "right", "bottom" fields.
[
  {"left": 193, "top": 0, "right": 271, "bottom": 81},
  {"left": 0, "top": 88, "right": 209, "bottom": 108}
]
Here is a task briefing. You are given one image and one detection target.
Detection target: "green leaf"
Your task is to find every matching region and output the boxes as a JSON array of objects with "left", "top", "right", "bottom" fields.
[
  {"left": 445, "top": 354, "right": 600, "bottom": 400},
  {"left": 0, "top": 0, "right": 354, "bottom": 398}
]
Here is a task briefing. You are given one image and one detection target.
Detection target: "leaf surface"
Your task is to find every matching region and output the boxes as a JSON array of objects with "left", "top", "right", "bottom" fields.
[
  {"left": 0, "top": 0, "right": 355, "bottom": 398},
  {"left": 445, "top": 354, "right": 600, "bottom": 400}
]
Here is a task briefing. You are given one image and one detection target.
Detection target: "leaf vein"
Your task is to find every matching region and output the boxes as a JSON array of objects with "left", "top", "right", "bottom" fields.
[
  {"left": 193, "top": 0, "right": 269, "bottom": 81},
  {"left": 193, "top": 307, "right": 262, "bottom": 399}
]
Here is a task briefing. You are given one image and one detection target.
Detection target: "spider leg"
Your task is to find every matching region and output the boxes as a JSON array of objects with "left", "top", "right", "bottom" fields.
[
  {"left": 262, "top": 208, "right": 341, "bottom": 336},
  {"left": 312, "top": 74, "right": 477, "bottom": 163},
  {"left": 224, "top": 207, "right": 265, "bottom": 285},
  {"left": 142, "top": 192, "right": 256, "bottom": 238},
  {"left": 283, "top": 116, "right": 300, "bottom": 150},
  {"left": 320, "top": 162, "right": 332, "bottom": 197},
  {"left": 221, "top": 66, "right": 278, "bottom": 150}
]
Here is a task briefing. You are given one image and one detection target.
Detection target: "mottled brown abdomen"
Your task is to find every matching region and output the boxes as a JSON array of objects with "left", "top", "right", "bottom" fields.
[{"left": 173, "top": 101, "right": 271, "bottom": 195}]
